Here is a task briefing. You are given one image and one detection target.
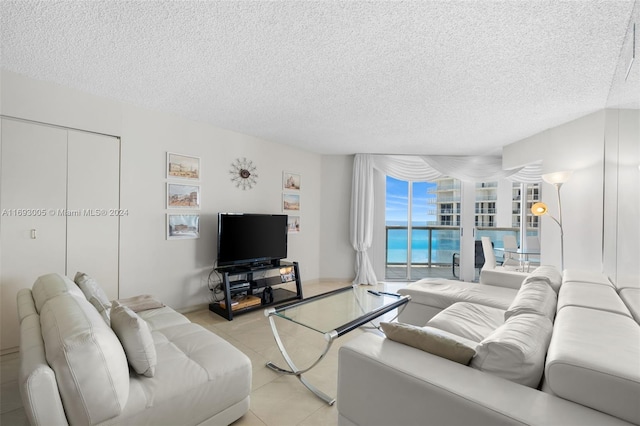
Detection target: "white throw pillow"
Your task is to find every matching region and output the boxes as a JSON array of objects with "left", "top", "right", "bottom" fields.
[
  {"left": 523, "top": 265, "right": 563, "bottom": 293},
  {"left": 89, "top": 296, "right": 111, "bottom": 325},
  {"left": 110, "top": 301, "right": 157, "bottom": 377},
  {"left": 74, "top": 272, "right": 111, "bottom": 309},
  {"left": 505, "top": 280, "right": 557, "bottom": 322},
  {"left": 381, "top": 322, "right": 477, "bottom": 365},
  {"left": 471, "top": 313, "right": 553, "bottom": 388}
]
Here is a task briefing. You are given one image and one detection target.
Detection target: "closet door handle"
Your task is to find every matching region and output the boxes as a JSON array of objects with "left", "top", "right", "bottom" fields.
[{"left": 30, "top": 229, "right": 37, "bottom": 239}]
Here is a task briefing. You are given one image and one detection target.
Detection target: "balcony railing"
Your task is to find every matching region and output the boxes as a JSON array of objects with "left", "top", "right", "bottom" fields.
[
  {"left": 475, "top": 195, "right": 498, "bottom": 201},
  {"left": 428, "top": 209, "right": 461, "bottom": 215},
  {"left": 432, "top": 196, "right": 460, "bottom": 203},
  {"left": 386, "top": 225, "right": 460, "bottom": 267},
  {"left": 385, "top": 225, "right": 535, "bottom": 273}
]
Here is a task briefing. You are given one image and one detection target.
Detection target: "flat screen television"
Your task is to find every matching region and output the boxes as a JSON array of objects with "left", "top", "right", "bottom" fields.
[{"left": 217, "top": 213, "right": 288, "bottom": 268}]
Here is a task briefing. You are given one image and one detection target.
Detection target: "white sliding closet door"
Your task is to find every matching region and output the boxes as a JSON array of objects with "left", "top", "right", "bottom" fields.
[
  {"left": 1, "top": 119, "right": 68, "bottom": 349},
  {"left": 0, "top": 118, "right": 120, "bottom": 352},
  {"left": 67, "top": 130, "right": 120, "bottom": 300}
]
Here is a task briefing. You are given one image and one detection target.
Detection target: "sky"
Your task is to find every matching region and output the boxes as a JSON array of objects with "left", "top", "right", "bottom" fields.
[{"left": 385, "top": 176, "right": 437, "bottom": 225}]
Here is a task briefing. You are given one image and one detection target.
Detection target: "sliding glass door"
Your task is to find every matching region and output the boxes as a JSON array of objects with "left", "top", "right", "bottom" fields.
[{"left": 385, "top": 176, "right": 460, "bottom": 280}]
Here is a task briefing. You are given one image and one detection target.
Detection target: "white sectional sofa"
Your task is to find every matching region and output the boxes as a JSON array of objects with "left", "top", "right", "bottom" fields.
[
  {"left": 337, "top": 267, "right": 640, "bottom": 426},
  {"left": 17, "top": 273, "right": 252, "bottom": 426}
]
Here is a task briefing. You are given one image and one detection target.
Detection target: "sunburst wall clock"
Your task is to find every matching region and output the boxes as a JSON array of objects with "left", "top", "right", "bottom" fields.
[{"left": 229, "top": 157, "right": 258, "bottom": 190}]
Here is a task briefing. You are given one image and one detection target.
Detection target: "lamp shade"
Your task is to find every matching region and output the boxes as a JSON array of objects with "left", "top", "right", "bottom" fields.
[
  {"left": 531, "top": 202, "right": 548, "bottom": 216},
  {"left": 542, "top": 170, "right": 573, "bottom": 185}
]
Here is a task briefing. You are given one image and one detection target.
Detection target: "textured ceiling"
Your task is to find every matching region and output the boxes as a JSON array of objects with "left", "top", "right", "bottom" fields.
[{"left": 1, "top": 1, "right": 637, "bottom": 155}]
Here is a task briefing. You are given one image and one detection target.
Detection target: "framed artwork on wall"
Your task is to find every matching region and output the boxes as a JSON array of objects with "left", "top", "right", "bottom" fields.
[
  {"left": 167, "top": 214, "right": 200, "bottom": 239},
  {"left": 167, "top": 183, "right": 200, "bottom": 209},
  {"left": 283, "top": 193, "right": 300, "bottom": 212},
  {"left": 287, "top": 216, "right": 300, "bottom": 233},
  {"left": 167, "top": 152, "right": 200, "bottom": 180},
  {"left": 283, "top": 171, "right": 301, "bottom": 190}
]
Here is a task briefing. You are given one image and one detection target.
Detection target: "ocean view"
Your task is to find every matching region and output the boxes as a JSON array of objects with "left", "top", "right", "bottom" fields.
[{"left": 386, "top": 225, "right": 459, "bottom": 264}]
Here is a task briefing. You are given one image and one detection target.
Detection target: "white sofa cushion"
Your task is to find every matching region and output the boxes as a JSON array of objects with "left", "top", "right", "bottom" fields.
[
  {"left": 545, "top": 306, "right": 640, "bottom": 425},
  {"left": 111, "top": 301, "right": 157, "bottom": 377},
  {"left": 117, "top": 294, "right": 165, "bottom": 312},
  {"left": 562, "top": 269, "right": 613, "bottom": 288},
  {"left": 505, "top": 279, "right": 557, "bottom": 322},
  {"left": 471, "top": 313, "right": 553, "bottom": 388},
  {"left": 427, "top": 302, "right": 506, "bottom": 342},
  {"left": 137, "top": 306, "right": 191, "bottom": 331},
  {"left": 380, "top": 322, "right": 477, "bottom": 365},
  {"left": 113, "top": 322, "right": 252, "bottom": 425},
  {"left": 32, "top": 272, "right": 85, "bottom": 313},
  {"left": 398, "top": 279, "right": 517, "bottom": 311},
  {"left": 522, "top": 265, "right": 563, "bottom": 293},
  {"left": 39, "top": 291, "right": 129, "bottom": 425},
  {"left": 613, "top": 277, "right": 640, "bottom": 291},
  {"left": 619, "top": 288, "right": 640, "bottom": 323},
  {"left": 558, "top": 281, "right": 632, "bottom": 318}
]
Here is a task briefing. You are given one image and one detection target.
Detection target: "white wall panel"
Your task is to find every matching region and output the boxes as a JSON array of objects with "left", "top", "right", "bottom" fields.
[
  {"left": 0, "top": 118, "right": 68, "bottom": 350},
  {"left": 67, "top": 130, "right": 120, "bottom": 300},
  {"left": 319, "top": 155, "right": 355, "bottom": 281}
]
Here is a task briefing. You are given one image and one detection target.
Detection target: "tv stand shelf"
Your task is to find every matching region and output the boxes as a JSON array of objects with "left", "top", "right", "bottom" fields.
[{"left": 209, "top": 261, "right": 303, "bottom": 320}]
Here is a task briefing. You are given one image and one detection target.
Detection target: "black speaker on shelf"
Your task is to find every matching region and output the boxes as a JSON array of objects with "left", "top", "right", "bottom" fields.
[{"left": 261, "top": 286, "right": 273, "bottom": 304}]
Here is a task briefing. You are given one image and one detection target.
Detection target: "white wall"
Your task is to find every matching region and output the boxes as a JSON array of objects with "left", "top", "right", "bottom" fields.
[
  {"left": 1, "top": 70, "right": 323, "bottom": 334},
  {"left": 118, "top": 104, "right": 322, "bottom": 307},
  {"left": 319, "top": 155, "right": 355, "bottom": 281},
  {"left": 503, "top": 110, "right": 606, "bottom": 271}
]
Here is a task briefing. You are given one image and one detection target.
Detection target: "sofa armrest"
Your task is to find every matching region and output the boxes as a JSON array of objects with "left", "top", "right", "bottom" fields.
[
  {"left": 480, "top": 268, "right": 528, "bottom": 289},
  {"left": 19, "top": 314, "right": 68, "bottom": 426},
  {"left": 337, "top": 333, "right": 634, "bottom": 426}
]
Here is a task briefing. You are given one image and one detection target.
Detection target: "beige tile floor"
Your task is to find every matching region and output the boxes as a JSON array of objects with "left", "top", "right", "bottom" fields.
[{"left": 0, "top": 280, "right": 408, "bottom": 426}]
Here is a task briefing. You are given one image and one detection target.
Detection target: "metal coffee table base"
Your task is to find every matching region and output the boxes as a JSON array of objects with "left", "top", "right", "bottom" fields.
[
  {"left": 264, "top": 285, "right": 410, "bottom": 405},
  {"left": 265, "top": 311, "right": 338, "bottom": 405}
]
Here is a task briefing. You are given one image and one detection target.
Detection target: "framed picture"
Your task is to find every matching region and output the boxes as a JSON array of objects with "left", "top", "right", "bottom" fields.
[
  {"left": 283, "top": 193, "right": 300, "bottom": 211},
  {"left": 283, "top": 171, "right": 301, "bottom": 190},
  {"left": 280, "top": 265, "right": 296, "bottom": 283},
  {"left": 287, "top": 215, "right": 300, "bottom": 233},
  {"left": 167, "top": 152, "right": 200, "bottom": 180},
  {"left": 167, "top": 214, "right": 200, "bottom": 239},
  {"left": 167, "top": 183, "right": 200, "bottom": 209}
]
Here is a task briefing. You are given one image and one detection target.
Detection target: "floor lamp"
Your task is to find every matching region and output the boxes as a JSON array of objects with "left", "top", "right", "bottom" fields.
[{"left": 531, "top": 171, "right": 573, "bottom": 271}]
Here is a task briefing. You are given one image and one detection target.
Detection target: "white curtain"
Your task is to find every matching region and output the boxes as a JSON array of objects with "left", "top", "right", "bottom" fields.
[
  {"left": 350, "top": 153, "right": 542, "bottom": 284},
  {"left": 350, "top": 154, "right": 378, "bottom": 285}
]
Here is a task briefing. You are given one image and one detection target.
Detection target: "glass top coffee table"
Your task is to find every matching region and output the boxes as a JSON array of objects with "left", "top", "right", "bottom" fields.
[{"left": 264, "top": 284, "right": 410, "bottom": 405}]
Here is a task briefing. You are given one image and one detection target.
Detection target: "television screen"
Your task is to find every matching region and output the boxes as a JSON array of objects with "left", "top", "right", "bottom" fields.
[{"left": 217, "top": 213, "right": 288, "bottom": 268}]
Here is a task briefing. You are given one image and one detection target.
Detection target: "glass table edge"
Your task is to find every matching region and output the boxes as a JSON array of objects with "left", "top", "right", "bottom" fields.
[
  {"left": 269, "top": 284, "right": 354, "bottom": 314},
  {"left": 333, "top": 295, "right": 410, "bottom": 338},
  {"left": 266, "top": 286, "right": 411, "bottom": 338}
]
